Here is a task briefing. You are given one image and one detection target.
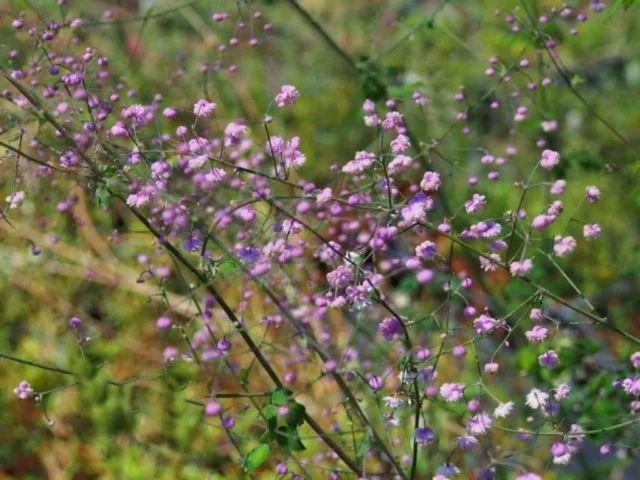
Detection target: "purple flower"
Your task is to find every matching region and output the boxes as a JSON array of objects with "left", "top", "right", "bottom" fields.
[
  {"left": 378, "top": 317, "right": 404, "bottom": 341},
  {"left": 13, "top": 381, "right": 34, "bottom": 399},
  {"left": 368, "top": 375, "right": 385, "bottom": 391},
  {"left": 326, "top": 265, "right": 354, "bottom": 289},
  {"left": 415, "top": 426, "right": 436, "bottom": 446},
  {"left": 539, "top": 350, "right": 560, "bottom": 369},
  {"left": 275, "top": 85, "right": 299, "bottom": 107},
  {"left": 69, "top": 317, "right": 82, "bottom": 329},
  {"left": 467, "top": 412, "right": 492, "bottom": 435},
  {"left": 440, "top": 383, "right": 465, "bottom": 402}
]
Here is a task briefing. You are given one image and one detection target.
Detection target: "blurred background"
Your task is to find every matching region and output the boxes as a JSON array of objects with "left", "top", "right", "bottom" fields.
[{"left": 1, "top": 0, "right": 639, "bottom": 478}]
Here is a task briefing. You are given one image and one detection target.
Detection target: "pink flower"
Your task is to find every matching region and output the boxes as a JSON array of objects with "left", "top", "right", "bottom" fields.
[
  {"left": 485, "top": 362, "right": 499, "bottom": 373},
  {"left": 583, "top": 223, "right": 602, "bottom": 240},
  {"left": 388, "top": 155, "right": 413, "bottom": 174},
  {"left": 585, "top": 185, "right": 600, "bottom": 203},
  {"left": 473, "top": 314, "right": 503, "bottom": 334},
  {"left": 415, "top": 240, "right": 436, "bottom": 259},
  {"left": 275, "top": 85, "right": 299, "bottom": 107},
  {"left": 326, "top": 265, "right": 354, "bottom": 289},
  {"left": 550, "top": 179, "right": 566, "bottom": 195},
  {"left": 464, "top": 194, "right": 486, "bottom": 213},
  {"left": 553, "top": 235, "right": 577, "bottom": 257},
  {"left": 540, "top": 149, "right": 560, "bottom": 169},
  {"left": 530, "top": 308, "right": 543, "bottom": 322},
  {"left": 5, "top": 191, "right": 25, "bottom": 209},
  {"left": 381, "top": 111, "right": 403, "bottom": 132},
  {"left": 420, "top": 171, "right": 441, "bottom": 191},
  {"left": 467, "top": 412, "right": 492, "bottom": 435},
  {"left": 342, "top": 151, "right": 375, "bottom": 174},
  {"left": 509, "top": 258, "right": 533, "bottom": 277},
  {"left": 390, "top": 134, "right": 410, "bottom": 154},
  {"left": 479, "top": 253, "right": 501, "bottom": 272},
  {"left": 525, "top": 326, "right": 548, "bottom": 342},
  {"left": 494, "top": 402, "right": 514, "bottom": 418},
  {"left": 316, "top": 188, "right": 332, "bottom": 205},
  {"left": 440, "top": 383, "right": 465, "bottom": 402},
  {"left": 193, "top": 99, "right": 216, "bottom": 116},
  {"left": 13, "top": 381, "right": 34, "bottom": 399}
]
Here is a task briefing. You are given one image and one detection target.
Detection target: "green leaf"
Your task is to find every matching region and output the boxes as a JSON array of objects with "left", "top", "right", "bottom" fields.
[
  {"left": 270, "top": 387, "right": 292, "bottom": 406},
  {"left": 285, "top": 401, "right": 306, "bottom": 428},
  {"left": 243, "top": 444, "right": 270, "bottom": 473}
]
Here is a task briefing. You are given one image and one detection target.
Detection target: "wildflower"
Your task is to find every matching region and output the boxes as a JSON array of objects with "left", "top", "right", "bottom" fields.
[
  {"left": 390, "top": 134, "right": 411, "bottom": 154},
  {"left": 13, "top": 381, "right": 34, "bottom": 399},
  {"left": 420, "top": 171, "right": 441, "bottom": 191},
  {"left": 224, "top": 121, "right": 248, "bottom": 146},
  {"left": 415, "top": 240, "right": 437, "bottom": 259},
  {"left": 525, "top": 326, "right": 548, "bottom": 342},
  {"left": 516, "top": 474, "right": 542, "bottom": 480},
  {"left": 540, "top": 149, "right": 560, "bottom": 169},
  {"left": 480, "top": 253, "right": 501, "bottom": 272},
  {"left": 465, "top": 194, "right": 486, "bottom": 213},
  {"left": 342, "top": 151, "right": 375, "bottom": 174},
  {"left": 539, "top": 350, "right": 560, "bottom": 369},
  {"left": 553, "top": 235, "right": 576, "bottom": 257},
  {"left": 554, "top": 383, "right": 571, "bottom": 401},
  {"left": 622, "top": 377, "right": 640, "bottom": 396},
  {"left": 583, "top": 224, "right": 602, "bottom": 240},
  {"left": 193, "top": 99, "right": 216, "bottom": 117},
  {"left": 473, "top": 314, "right": 503, "bottom": 334},
  {"left": 553, "top": 453, "right": 572, "bottom": 465},
  {"left": 316, "top": 188, "right": 332, "bottom": 206},
  {"left": 275, "top": 85, "right": 299, "bottom": 107},
  {"left": 326, "top": 265, "right": 354, "bottom": 289},
  {"left": 526, "top": 388, "right": 549, "bottom": 409},
  {"left": 484, "top": 362, "right": 499, "bottom": 374},
  {"left": 205, "top": 401, "right": 222, "bottom": 416},
  {"left": 401, "top": 200, "right": 428, "bottom": 223},
  {"left": 437, "top": 463, "right": 460, "bottom": 478},
  {"left": 381, "top": 111, "right": 403, "bottom": 132},
  {"left": 5, "top": 191, "right": 25, "bottom": 209},
  {"left": 126, "top": 192, "right": 150, "bottom": 208},
  {"left": 494, "top": 402, "right": 514, "bottom": 418},
  {"left": 388, "top": 155, "right": 413, "bottom": 174},
  {"left": 69, "top": 317, "right": 82, "bottom": 329},
  {"left": 163, "top": 346, "right": 179, "bottom": 363},
  {"left": 378, "top": 317, "right": 404, "bottom": 341},
  {"left": 585, "top": 185, "right": 600, "bottom": 203},
  {"left": 467, "top": 412, "right": 492, "bottom": 435},
  {"left": 456, "top": 436, "right": 479, "bottom": 450},
  {"left": 383, "top": 396, "right": 406, "bottom": 409},
  {"left": 509, "top": 258, "right": 533, "bottom": 277},
  {"left": 440, "top": 383, "right": 465, "bottom": 402},
  {"left": 368, "top": 375, "right": 384, "bottom": 391},
  {"left": 530, "top": 308, "right": 543, "bottom": 322},
  {"left": 550, "top": 179, "right": 566, "bottom": 195},
  {"left": 415, "top": 426, "right": 436, "bottom": 446}
]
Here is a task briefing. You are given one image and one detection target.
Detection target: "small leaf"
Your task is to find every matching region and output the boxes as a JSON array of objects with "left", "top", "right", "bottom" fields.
[
  {"left": 271, "top": 387, "right": 292, "bottom": 406},
  {"left": 244, "top": 444, "right": 270, "bottom": 472},
  {"left": 286, "top": 400, "right": 306, "bottom": 428}
]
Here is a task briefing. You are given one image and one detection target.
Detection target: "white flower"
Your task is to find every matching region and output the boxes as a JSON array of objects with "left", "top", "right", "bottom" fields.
[
  {"left": 383, "top": 396, "right": 406, "bottom": 409},
  {"left": 493, "top": 401, "right": 514, "bottom": 419},
  {"left": 554, "top": 383, "right": 571, "bottom": 401},
  {"left": 553, "top": 453, "right": 572, "bottom": 465},
  {"left": 6, "top": 191, "right": 25, "bottom": 209},
  {"left": 525, "top": 388, "right": 549, "bottom": 410}
]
